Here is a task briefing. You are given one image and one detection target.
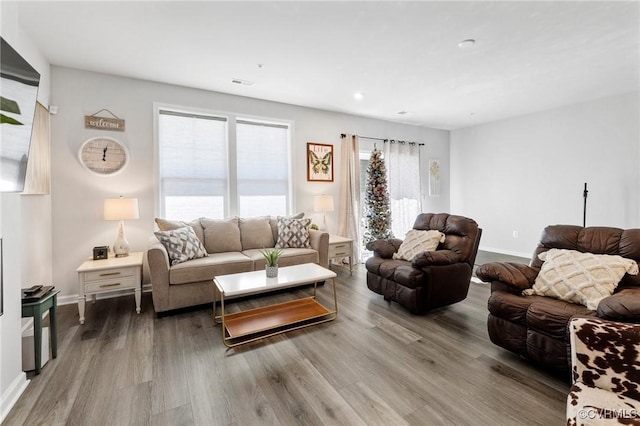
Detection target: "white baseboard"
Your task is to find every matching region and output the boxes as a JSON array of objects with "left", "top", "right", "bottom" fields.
[
  {"left": 0, "top": 372, "right": 29, "bottom": 423},
  {"left": 56, "top": 283, "right": 153, "bottom": 306},
  {"left": 479, "top": 245, "right": 531, "bottom": 260}
]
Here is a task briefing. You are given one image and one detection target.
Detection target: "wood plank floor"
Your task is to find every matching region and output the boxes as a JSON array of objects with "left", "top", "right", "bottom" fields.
[{"left": 5, "top": 263, "right": 568, "bottom": 426}]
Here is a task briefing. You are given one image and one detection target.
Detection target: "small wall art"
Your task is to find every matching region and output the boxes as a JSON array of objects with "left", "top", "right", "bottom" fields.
[
  {"left": 429, "top": 159, "right": 441, "bottom": 196},
  {"left": 307, "top": 142, "right": 333, "bottom": 182}
]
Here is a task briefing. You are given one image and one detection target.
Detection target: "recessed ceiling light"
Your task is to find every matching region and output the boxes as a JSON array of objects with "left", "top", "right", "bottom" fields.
[
  {"left": 353, "top": 92, "right": 364, "bottom": 100},
  {"left": 458, "top": 39, "right": 476, "bottom": 48}
]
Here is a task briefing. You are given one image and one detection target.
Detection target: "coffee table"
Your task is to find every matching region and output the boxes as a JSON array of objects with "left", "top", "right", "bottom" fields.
[{"left": 213, "top": 263, "right": 338, "bottom": 347}]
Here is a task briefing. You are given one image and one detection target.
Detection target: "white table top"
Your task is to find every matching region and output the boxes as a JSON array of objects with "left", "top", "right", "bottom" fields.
[
  {"left": 214, "top": 263, "right": 336, "bottom": 298},
  {"left": 76, "top": 251, "right": 144, "bottom": 272},
  {"left": 329, "top": 235, "right": 353, "bottom": 244}
]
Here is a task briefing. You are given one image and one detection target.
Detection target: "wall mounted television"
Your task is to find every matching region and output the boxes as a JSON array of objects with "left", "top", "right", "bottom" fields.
[{"left": 0, "top": 37, "right": 40, "bottom": 192}]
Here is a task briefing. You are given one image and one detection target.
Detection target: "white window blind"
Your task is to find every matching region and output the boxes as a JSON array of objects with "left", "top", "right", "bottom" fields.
[
  {"left": 157, "top": 108, "right": 292, "bottom": 220},
  {"left": 236, "top": 119, "right": 290, "bottom": 217},
  {"left": 158, "top": 110, "right": 228, "bottom": 220}
]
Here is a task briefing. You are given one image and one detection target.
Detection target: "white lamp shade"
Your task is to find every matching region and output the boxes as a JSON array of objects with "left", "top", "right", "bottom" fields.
[
  {"left": 314, "top": 195, "right": 334, "bottom": 213},
  {"left": 104, "top": 197, "right": 140, "bottom": 221}
]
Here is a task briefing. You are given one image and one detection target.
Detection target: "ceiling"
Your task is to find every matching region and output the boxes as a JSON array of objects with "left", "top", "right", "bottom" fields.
[{"left": 13, "top": 1, "right": 640, "bottom": 130}]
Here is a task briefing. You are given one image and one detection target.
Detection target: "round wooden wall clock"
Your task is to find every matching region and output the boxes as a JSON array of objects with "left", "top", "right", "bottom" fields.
[{"left": 79, "top": 137, "right": 129, "bottom": 175}]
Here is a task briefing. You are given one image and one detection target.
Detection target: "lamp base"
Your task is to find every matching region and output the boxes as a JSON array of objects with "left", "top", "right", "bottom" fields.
[
  {"left": 320, "top": 214, "right": 328, "bottom": 232},
  {"left": 113, "top": 220, "right": 130, "bottom": 258}
]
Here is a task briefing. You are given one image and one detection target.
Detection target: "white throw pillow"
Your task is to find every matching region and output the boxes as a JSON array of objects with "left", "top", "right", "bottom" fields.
[
  {"left": 523, "top": 249, "right": 639, "bottom": 310},
  {"left": 393, "top": 229, "right": 445, "bottom": 261},
  {"left": 155, "top": 226, "right": 208, "bottom": 266}
]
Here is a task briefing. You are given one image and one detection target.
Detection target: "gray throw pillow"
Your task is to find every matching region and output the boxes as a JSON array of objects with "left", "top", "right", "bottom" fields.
[
  {"left": 154, "top": 226, "right": 208, "bottom": 266},
  {"left": 275, "top": 217, "right": 312, "bottom": 249},
  {"left": 155, "top": 217, "right": 205, "bottom": 244}
]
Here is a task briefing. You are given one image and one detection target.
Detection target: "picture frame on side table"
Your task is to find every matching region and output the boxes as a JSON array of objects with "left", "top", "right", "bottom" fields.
[{"left": 307, "top": 142, "right": 334, "bottom": 182}]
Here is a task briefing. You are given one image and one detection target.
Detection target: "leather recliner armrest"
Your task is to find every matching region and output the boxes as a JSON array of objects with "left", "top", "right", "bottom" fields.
[
  {"left": 598, "top": 287, "right": 640, "bottom": 322},
  {"left": 476, "top": 262, "right": 538, "bottom": 291},
  {"left": 412, "top": 250, "right": 461, "bottom": 267},
  {"left": 366, "top": 238, "right": 403, "bottom": 259}
]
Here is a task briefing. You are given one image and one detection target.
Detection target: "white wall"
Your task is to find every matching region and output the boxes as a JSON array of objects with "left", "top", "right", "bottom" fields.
[
  {"left": 451, "top": 92, "right": 640, "bottom": 258},
  {"left": 0, "top": 2, "right": 52, "bottom": 422},
  {"left": 49, "top": 66, "right": 449, "bottom": 304}
]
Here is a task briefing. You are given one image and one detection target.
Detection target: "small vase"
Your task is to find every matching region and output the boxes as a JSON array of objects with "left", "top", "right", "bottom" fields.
[{"left": 266, "top": 265, "right": 278, "bottom": 278}]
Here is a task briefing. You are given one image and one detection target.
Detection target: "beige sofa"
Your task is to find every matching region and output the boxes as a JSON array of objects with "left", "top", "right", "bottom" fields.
[{"left": 148, "top": 216, "right": 329, "bottom": 314}]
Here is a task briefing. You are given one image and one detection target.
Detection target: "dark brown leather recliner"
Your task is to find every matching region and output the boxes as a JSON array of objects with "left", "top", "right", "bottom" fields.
[
  {"left": 365, "top": 213, "right": 482, "bottom": 314},
  {"left": 477, "top": 225, "right": 640, "bottom": 372}
]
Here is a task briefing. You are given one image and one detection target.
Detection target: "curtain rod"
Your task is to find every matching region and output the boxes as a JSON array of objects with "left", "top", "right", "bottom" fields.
[{"left": 340, "top": 133, "right": 424, "bottom": 146}]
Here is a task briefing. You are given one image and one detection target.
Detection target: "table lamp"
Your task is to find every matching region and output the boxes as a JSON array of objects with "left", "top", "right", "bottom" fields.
[
  {"left": 314, "top": 195, "right": 334, "bottom": 231},
  {"left": 104, "top": 196, "right": 139, "bottom": 257}
]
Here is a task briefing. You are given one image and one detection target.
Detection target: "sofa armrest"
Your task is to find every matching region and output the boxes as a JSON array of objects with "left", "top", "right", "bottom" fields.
[
  {"left": 597, "top": 287, "right": 640, "bottom": 322},
  {"left": 569, "top": 317, "right": 640, "bottom": 400},
  {"left": 412, "top": 250, "right": 461, "bottom": 267},
  {"left": 366, "top": 238, "right": 403, "bottom": 259},
  {"left": 476, "top": 262, "right": 538, "bottom": 291},
  {"left": 309, "top": 229, "right": 329, "bottom": 268},
  {"left": 147, "top": 236, "right": 171, "bottom": 313}
]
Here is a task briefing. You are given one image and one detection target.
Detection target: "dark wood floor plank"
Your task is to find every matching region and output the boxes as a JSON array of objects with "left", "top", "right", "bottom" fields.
[
  {"left": 150, "top": 315, "right": 190, "bottom": 416},
  {"left": 4, "top": 263, "right": 569, "bottom": 426}
]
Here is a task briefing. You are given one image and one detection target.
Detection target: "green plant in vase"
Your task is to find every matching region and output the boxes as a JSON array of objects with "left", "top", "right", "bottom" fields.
[{"left": 260, "top": 248, "right": 283, "bottom": 278}]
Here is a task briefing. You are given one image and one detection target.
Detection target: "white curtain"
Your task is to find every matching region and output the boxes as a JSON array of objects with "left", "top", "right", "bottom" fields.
[
  {"left": 338, "top": 134, "right": 361, "bottom": 262},
  {"left": 385, "top": 141, "right": 421, "bottom": 239}
]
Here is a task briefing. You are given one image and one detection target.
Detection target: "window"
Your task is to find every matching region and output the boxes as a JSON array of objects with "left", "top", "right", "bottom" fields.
[
  {"left": 236, "top": 119, "right": 290, "bottom": 217},
  {"left": 157, "top": 107, "right": 291, "bottom": 220}
]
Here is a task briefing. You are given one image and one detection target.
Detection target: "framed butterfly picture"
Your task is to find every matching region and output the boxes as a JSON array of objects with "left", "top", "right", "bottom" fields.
[{"left": 307, "top": 142, "right": 334, "bottom": 182}]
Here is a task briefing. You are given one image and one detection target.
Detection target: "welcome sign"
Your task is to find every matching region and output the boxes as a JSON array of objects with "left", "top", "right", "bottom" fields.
[{"left": 84, "top": 109, "right": 125, "bottom": 131}]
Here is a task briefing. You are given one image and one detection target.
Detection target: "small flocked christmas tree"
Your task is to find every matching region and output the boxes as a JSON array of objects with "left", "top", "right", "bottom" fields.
[{"left": 363, "top": 148, "right": 393, "bottom": 244}]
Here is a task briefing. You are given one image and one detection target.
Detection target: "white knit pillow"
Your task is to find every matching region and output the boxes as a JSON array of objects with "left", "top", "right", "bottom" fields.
[
  {"left": 523, "top": 249, "right": 639, "bottom": 310},
  {"left": 393, "top": 229, "right": 445, "bottom": 261}
]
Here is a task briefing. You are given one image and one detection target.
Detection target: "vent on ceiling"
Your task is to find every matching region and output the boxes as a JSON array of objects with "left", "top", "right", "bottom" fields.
[{"left": 231, "top": 78, "right": 254, "bottom": 86}]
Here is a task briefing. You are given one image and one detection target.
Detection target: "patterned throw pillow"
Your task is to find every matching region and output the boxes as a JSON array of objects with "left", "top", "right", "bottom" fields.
[
  {"left": 275, "top": 217, "right": 312, "bottom": 249},
  {"left": 393, "top": 229, "right": 445, "bottom": 261},
  {"left": 155, "top": 217, "right": 205, "bottom": 244},
  {"left": 154, "top": 226, "right": 208, "bottom": 266},
  {"left": 523, "top": 249, "right": 639, "bottom": 310}
]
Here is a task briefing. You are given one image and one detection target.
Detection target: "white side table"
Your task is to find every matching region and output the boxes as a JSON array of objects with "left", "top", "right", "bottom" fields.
[
  {"left": 76, "top": 252, "right": 143, "bottom": 324},
  {"left": 328, "top": 235, "right": 353, "bottom": 273}
]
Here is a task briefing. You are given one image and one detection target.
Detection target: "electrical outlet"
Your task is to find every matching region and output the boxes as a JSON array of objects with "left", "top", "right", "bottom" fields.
[{"left": 512, "top": 230, "right": 519, "bottom": 238}]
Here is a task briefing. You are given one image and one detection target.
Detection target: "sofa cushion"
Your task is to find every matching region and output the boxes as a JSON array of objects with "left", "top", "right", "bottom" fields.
[
  {"left": 200, "top": 217, "right": 242, "bottom": 254},
  {"left": 169, "top": 252, "right": 253, "bottom": 285},
  {"left": 526, "top": 298, "right": 594, "bottom": 339},
  {"left": 243, "top": 248, "right": 318, "bottom": 269},
  {"left": 523, "top": 249, "right": 639, "bottom": 310},
  {"left": 391, "top": 264, "right": 425, "bottom": 289},
  {"left": 154, "top": 226, "right": 208, "bottom": 266},
  {"left": 239, "top": 216, "right": 274, "bottom": 250},
  {"left": 155, "top": 217, "right": 205, "bottom": 244},
  {"left": 393, "top": 229, "right": 445, "bottom": 261},
  {"left": 488, "top": 290, "right": 544, "bottom": 325},
  {"left": 275, "top": 217, "right": 312, "bottom": 249}
]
